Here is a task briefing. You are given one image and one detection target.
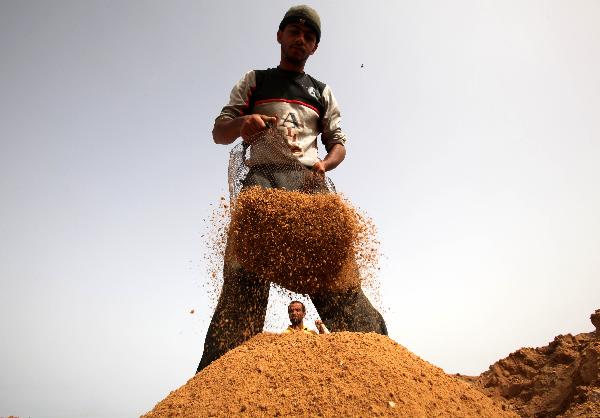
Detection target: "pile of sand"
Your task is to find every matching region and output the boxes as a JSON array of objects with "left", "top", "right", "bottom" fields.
[
  {"left": 143, "top": 332, "right": 515, "bottom": 417},
  {"left": 228, "top": 187, "right": 377, "bottom": 294},
  {"left": 463, "top": 310, "right": 600, "bottom": 417}
]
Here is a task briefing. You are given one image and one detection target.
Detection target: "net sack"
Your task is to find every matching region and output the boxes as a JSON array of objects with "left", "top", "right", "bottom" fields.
[
  {"left": 226, "top": 128, "right": 363, "bottom": 294},
  {"left": 228, "top": 126, "right": 336, "bottom": 202}
]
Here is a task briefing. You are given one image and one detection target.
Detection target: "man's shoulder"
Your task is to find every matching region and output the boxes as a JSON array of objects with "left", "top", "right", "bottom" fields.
[
  {"left": 252, "top": 68, "right": 328, "bottom": 90},
  {"left": 252, "top": 67, "right": 278, "bottom": 78},
  {"left": 303, "top": 72, "right": 327, "bottom": 92},
  {"left": 282, "top": 325, "right": 318, "bottom": 335},
  {"left": 306, "top": 327, "right": 318, "bottom": 335}
]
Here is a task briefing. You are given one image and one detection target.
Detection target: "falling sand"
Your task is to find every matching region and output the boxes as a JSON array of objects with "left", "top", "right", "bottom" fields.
[{"left": 228, "top": 187, "right": 378, "bottom": 294}]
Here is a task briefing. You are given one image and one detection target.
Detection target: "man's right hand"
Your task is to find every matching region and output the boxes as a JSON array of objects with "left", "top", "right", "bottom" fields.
[
  {"left": 240, "top": 114, "right": 278, "bottom": 144},
  {"left": 315, "top": 319, "right": 330, "bottom": 334}
]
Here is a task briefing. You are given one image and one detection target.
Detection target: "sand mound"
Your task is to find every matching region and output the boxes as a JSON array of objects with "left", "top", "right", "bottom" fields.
[
  {"left": 464, "top": 310, "right": 600, "bottom": 417},
  {"left": 228, "top": 187, "right": 377, "bottom": 294},
  {"left": 143, "top": 333, "right": 515, "bottom": 417}
]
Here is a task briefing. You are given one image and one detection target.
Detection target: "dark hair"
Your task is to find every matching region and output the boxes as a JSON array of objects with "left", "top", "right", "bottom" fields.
[{"left": 288, "top": 300, "right": 306, "bottom": 312}]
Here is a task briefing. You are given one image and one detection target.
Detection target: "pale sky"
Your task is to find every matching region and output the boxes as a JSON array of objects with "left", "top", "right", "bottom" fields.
[{"left": 1, "top": 1, "right": 599, "bottom": 417}]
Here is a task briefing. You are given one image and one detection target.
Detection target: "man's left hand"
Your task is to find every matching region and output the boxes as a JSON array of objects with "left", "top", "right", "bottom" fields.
[{"left": 312, "top": 160, "right": 326, "bottom": 176}]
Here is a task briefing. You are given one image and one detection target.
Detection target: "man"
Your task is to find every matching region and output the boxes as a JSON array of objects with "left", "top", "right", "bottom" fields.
[
  {"left": 197, "top": 5, "right": 387, "bottom": 374},
  {"left": 283, "top": 300, "right": 330, "bottom": 334}
]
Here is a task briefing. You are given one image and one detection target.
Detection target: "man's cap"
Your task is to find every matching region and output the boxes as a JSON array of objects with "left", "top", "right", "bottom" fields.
[{"left": 279, "top": 5, "right": 321, "bottom": 43}]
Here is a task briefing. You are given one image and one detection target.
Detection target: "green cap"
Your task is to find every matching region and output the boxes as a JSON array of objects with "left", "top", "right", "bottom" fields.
[{"left": 279, "top": 5, "right": 321, "bottom": 43}]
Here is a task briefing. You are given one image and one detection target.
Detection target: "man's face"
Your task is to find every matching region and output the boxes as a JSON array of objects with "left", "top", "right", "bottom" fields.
[
  {"left": 288, "top": 302, "right": 306, "bottom": 325},
  {"left": 277, "top": 23, "right": 318, "bottom": 66}
]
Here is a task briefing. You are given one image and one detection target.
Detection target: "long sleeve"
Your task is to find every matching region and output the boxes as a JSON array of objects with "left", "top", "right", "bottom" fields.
[
  {"left": 216, "top": 70, "right": 257, "bottom": 121},
  {"left": 320, "top": 85, "right": 348, "bottom": 152}
]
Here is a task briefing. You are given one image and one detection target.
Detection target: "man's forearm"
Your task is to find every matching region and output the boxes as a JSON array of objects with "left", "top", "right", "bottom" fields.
[
  {"left": 213, "top": 114, "right": 277, "bottom": 145},
  {"left": 212, "top": 117, "right": 246, "bottom": 145},
  {"left": 322, "top": 143, "right": 346, "bottom": 171}
]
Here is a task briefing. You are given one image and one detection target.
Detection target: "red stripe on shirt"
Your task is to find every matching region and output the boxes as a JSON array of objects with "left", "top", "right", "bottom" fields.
[{"left": 254, "top": 98, "right": 320, "bottom": 115}]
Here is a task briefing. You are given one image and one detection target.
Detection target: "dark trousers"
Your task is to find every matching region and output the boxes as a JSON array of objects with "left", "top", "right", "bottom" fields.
[
  {"left": 196, "top": 263, "right": 387, "bottom": 373},
  {"left": 196, "top": 166, "right": 388, "bottom": 373}
]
